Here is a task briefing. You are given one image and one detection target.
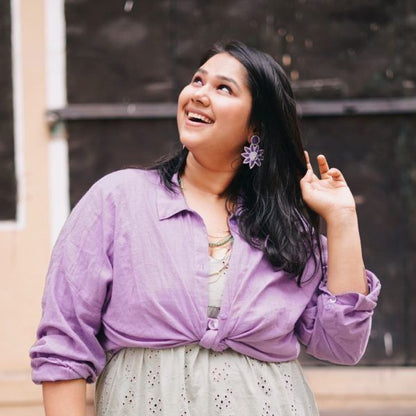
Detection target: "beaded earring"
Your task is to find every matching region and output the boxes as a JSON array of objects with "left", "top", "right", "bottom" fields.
[{"left": 241, "top": 135, "right": 264, "bottom": 169}]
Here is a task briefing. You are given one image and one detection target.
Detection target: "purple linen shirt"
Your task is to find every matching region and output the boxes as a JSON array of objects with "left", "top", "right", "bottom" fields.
[{"left": 30, "top": 169, "right": 380, "bottom": 384}]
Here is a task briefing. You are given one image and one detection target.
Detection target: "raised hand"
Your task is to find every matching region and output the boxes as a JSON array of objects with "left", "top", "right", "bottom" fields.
[
  {"left": 300, "top": 151, "right": 368, "bottom": 295},
  {"left": 300, "top": 151, "right": 356, "bottom": 223}
]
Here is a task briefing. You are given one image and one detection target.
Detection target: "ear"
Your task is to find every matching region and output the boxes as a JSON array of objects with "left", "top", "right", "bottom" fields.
[
  {"left": 247, "top": 127, "right": 261, "bottom": 144},
  {"left": 248, "top": 124, "right": 261, "bottom": 143}
]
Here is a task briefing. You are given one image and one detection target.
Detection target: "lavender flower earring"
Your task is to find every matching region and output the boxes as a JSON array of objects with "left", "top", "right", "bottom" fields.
[{"left": 241, "top": 135, "right": 264, "bottom": 169}]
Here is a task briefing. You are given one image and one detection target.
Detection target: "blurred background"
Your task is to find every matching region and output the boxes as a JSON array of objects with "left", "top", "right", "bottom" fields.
[{"left": 0, "top": 0, "right": 415, "bottom": 414}]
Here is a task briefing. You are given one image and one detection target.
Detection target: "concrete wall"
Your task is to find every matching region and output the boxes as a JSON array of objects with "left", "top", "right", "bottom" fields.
[
  {"left": 0, "top": 0, "right": 49, "bottom": 388},
  {"left": 0, "top": 0, "right": 50, "bottom": 413}
]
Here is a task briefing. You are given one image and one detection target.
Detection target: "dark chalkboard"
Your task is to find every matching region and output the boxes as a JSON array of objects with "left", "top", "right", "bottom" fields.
[
  {"left": 65, "top": 0, "right": 416, "bottom": 365},
  {"left": 0, "top": 0, "right": 16, "bottom": 220}
]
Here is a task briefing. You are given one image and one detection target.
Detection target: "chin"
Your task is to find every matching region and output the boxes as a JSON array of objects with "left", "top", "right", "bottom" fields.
[{"left": 179, "top": 133, "right": 205, "bottom": 150}]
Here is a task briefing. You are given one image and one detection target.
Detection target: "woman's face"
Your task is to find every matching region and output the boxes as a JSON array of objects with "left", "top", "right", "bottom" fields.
[{"left": 177, "top": 52, "right": 253, "bottom": 169}]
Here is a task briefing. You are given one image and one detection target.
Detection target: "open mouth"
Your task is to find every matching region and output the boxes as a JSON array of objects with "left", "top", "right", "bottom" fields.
[{"left": 186, "top": 111, "right": 214, "bottom": 124}]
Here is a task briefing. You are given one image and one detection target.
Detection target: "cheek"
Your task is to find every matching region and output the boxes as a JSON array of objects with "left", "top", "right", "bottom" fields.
[
  {"left": 177, "top": 87, "right": 190, "bottom": 109},
  {"left": 226, "top": 104, "right": 252, "bottom": 132}
]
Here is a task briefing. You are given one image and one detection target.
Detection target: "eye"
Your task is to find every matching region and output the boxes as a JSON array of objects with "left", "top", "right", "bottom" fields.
[
  {"left": 218, "top": 84, "right": 232, "bottom": 94},
  {"left": 191, "top": 75, "right": 203, "bottom": 86}
]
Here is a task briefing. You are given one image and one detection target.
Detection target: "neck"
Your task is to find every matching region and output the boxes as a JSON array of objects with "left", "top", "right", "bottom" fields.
[{"left": 181, "top": 152, "right": 237, "bottom": 197}]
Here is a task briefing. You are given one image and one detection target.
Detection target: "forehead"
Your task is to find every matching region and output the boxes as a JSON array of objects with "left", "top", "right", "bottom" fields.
[{"left": 200, "top": 53, "right": 249, "bottom": 87}]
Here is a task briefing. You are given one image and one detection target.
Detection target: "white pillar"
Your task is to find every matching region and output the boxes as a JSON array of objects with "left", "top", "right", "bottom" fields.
[{"left": 45, "top": 0, "right": 70, "bottom": 245}]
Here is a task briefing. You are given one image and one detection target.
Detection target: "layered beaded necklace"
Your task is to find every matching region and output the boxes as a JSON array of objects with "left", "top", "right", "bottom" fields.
[
  {"left": 208, "top": 229, "right": 233, "bottom": 281},
  {"left": 208, "top": 233, "right": 233, "bottom": 248},
  {"left": 209, "top": 243, "right": 232, "bottom": 281}
]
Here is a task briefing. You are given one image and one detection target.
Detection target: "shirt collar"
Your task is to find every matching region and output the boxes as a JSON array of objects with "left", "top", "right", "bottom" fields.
[
  {"left": 156, "top": 172, "right": 242, "bottom": 223},
  {"left": 156, "top": 172, "right": 190, "bottom": 220}
]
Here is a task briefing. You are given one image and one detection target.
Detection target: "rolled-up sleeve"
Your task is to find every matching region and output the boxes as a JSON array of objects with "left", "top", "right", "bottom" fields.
[
  {"left": 295, "top": 263, "right": 381, "bottom": 365},
  {"left": 30, "top": 180, "right": 114, "bottom": 384}
]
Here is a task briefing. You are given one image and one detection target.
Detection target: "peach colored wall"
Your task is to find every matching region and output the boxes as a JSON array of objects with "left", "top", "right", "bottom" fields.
[{"left": 0, "top": 0, "right": 51, "bottom": 410}]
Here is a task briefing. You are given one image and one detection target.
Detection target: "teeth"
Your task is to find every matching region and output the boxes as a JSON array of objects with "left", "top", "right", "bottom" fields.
[{"left": 187, "top": 111, "right": 213, "bottom": 124}]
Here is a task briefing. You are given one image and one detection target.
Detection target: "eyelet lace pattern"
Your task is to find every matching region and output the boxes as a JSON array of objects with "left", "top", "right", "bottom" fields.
[{"left": 95, "top": 346, "right": 318, "bottom": 415}]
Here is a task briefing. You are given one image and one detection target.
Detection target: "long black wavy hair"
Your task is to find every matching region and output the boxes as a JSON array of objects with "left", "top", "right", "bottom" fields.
[{"left": 150, "top": 40, "right": 321, "bottom": 284}]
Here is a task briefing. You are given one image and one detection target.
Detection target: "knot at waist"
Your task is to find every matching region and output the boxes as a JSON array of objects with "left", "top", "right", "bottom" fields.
[{"left": 199, "top": 318, "right": 227, "bottom": 352}]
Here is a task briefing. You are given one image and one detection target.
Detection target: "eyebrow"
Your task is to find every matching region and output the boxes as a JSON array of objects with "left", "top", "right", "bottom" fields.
[{"left": 196, "top": 67, "right": 241, "bottom": 91}]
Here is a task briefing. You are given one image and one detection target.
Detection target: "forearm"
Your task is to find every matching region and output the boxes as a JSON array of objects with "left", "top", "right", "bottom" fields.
[
  {"left": 325, "top": 208, "right": 369, "bottom": 295},
  {"left": 43, "top": 379, "right": 87, "bottom": 416}
]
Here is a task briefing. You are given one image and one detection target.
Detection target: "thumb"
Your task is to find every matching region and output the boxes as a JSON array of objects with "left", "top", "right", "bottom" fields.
[{"left": 301, "top": 168, "right": 313, "bottom": 183}]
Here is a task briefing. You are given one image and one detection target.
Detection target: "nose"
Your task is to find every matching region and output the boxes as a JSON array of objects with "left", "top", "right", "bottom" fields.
[{"left": 191, "top": 85, "right": 210, "bottom": 106}]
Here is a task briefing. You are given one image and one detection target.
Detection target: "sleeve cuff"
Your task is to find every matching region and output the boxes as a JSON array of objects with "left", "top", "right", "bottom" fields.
[
  {"left": 31, "top": 358, "right": 96, "bottom": 384},
  {"left": 318, "top": 269, "right": 381, "bottom": 312}
]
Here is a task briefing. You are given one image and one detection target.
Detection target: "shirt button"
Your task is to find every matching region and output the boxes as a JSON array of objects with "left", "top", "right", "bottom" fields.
[
  {"left": 328, "top": 296, "right": 337, "bottom": 304},
  {"left": 207, "top": 318, "right": 218, "bottom": 330}
]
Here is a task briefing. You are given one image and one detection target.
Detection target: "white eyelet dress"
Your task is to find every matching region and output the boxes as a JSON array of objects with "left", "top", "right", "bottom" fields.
[{"left": 95, "top": 255, "right": 319, "bottom": 416}]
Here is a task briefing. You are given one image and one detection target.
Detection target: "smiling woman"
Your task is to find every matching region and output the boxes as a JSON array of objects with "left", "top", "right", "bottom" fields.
[
  {"left": 177, "top": 52, "right": 253, "bottom": 171},
  {"left": 31, "top": 40, "right": 380, "bottom": 416}
]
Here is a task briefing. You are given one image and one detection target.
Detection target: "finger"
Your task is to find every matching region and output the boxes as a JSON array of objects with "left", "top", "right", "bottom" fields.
[
  {"left": 317, "top": 154, "right": 331, "bottom": 179},
  {"left": 300, "top": 166, "right": 314, "bottom": 183},
  {"left": 327, "top": 168, "right": 346, "bottom": 182},
  {"left": 304, "top": 150, "right": 313, "bottom": 171},
  {"left": 303, "top": 151, "right": 321, "bottom": 183}
]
